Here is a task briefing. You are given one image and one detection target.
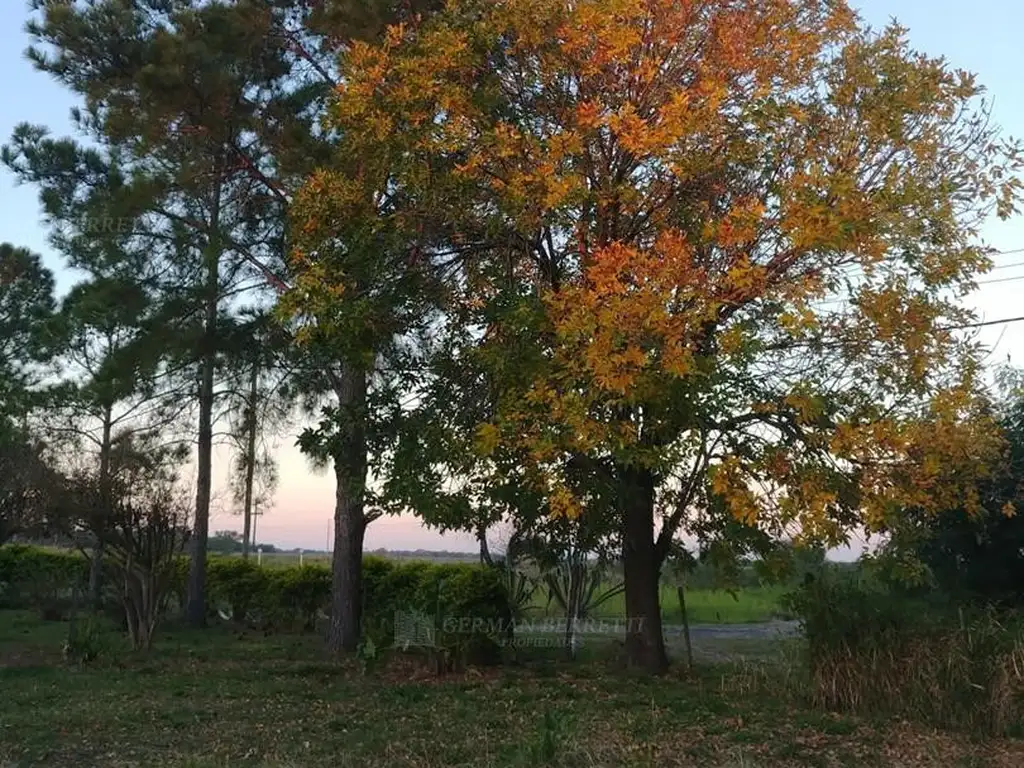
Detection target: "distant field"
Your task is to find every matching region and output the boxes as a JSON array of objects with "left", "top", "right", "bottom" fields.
[
  {"left": 530, "top": 583, "right": 788, "bottom": 624},
  {"left": 248, "top": 551, "right": 480, "bottom": 567}
]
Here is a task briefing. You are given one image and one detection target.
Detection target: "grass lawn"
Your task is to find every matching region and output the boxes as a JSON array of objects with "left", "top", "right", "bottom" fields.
[
  {"left": 2, "top": 610, "right": 1022, "bottom": 767},
  {"left": 531, "top": 584, "right": 788, "bottom": 624}
]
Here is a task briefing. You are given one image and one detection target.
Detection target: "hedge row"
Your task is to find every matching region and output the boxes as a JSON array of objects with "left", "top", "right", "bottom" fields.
[
  {"left": 0, "top": 545, "right": 89, "bottom": 614},
  {"left": 0, "top": 546, "right": 511, "bottom": 652}
]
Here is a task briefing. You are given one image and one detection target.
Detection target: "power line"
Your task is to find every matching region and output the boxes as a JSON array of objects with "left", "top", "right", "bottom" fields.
[
  {"left": 976, "top": 274, "right": 1024, "bottom": 286},
  {"left": 943, "top": 315, "right": 1024, "bottom": 332},
  {"left": 988, "top": 260, "right": 1024, "bottom": 271}
]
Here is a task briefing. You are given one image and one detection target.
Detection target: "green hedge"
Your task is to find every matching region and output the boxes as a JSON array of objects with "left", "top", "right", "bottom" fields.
[
  {"left": 1, "top": 546, "right": 511, "bottom": 657},
  {"left": 0, "top": 545, "right": 89, "bottom": 615},
  {"left": 205, "top": 555, "right": 510, "bottom": 649}
]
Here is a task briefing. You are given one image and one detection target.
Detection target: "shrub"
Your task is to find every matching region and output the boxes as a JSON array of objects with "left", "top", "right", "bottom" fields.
[
  {"left": 361, "top": 558, "right": 511, "bottom": 669},
  {"left": 63, "top": 614, "right": 106, "bottom": 665},
  {"left": 784, "top": 574, "right": 1024, "bottom": 735},
  {"left": 273, "top": 565, "right": 331, "bottom": 632},
  {"left": 207, "top": 558, "right": 271, "bottom": 622},
  {"left": 0, "top": 545, "right": 87, "bottom": 617},
  {"left": 0, "top": 547, "right": 511, "bottom": 666}
]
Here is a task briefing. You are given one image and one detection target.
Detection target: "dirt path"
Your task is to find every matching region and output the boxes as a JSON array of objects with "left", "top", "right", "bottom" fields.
[{"left": 668, "top": 619, "right": 800, "bottom": 640}]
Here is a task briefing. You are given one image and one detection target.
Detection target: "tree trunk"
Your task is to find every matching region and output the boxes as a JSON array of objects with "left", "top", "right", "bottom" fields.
[
  {"left": 241, "top": 362, "right": 259, "bottom": 560},
  {"left": 620, "top": 466, "right": 668, "bottom": 674},
  {"left": 91, "top": 407, "right": 113, "bottom": 609},
  {"left": 477, "top": 522, "right": 492, "bottom": 566},
  {"left": 88, "top": 542, "right": 104, "bottom": 609},
  {"left": 326, "top": 365, "right": 369, "bottom": 654},
  {"left": 564, "top": 561, "right": 583, "bottom": 660},
  {"left": 186, "top": 186, "right": 222, "bottom": 628},
  {"left": 677, "top": 584, "right": 694, "bottom": 671}
]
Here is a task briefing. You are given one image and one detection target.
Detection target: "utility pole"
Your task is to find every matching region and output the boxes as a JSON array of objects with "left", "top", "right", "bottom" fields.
[{"left": 251, "top": 500, "right": 261, "bottom": 550}]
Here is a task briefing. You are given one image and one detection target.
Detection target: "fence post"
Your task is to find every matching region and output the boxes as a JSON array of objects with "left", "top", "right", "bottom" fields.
[
  {"left": 677, "top": 584, "right": 694, "bottom": 671},
  {"left": 257, "top": 547, "right": 263, "bottom": 567}
]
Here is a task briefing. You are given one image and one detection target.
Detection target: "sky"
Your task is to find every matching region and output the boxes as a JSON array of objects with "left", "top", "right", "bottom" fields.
[{"left": 2, "top": 1, "right": 1024, "bottom": 553}]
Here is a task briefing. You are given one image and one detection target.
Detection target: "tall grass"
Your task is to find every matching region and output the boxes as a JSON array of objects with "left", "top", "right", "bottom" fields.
[{"left": 786, "top": 576, "right": 1024, "bottom": 736}]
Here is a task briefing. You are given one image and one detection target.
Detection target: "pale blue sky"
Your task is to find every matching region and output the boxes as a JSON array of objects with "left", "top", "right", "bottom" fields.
[{"left": 2, "top": 1, "right": 1023, "bottom": 551}]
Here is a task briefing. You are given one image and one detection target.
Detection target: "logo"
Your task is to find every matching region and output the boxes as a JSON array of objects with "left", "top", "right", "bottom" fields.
[{"left": 393, "top": 609, "right": 437, "bottom": 649}]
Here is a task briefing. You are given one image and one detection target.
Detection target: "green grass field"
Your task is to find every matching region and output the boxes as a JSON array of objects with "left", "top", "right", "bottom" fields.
[
  {"left": 2, "top": 609, "right": 1020, "bottom": 767},
  {"left": 530, "top": 584, "right": 789, "bottom": 624}
]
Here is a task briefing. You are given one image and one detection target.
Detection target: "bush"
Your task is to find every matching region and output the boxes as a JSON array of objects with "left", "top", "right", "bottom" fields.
[
  {"left": 207, "top": 558, "right": 271, "bottom": 623},
  {"left": 784, "top": 574, "right": 1024, "bottom": 735},
  {"left": 272, "top": 565, "right": 331, "bottom": 632},
  {"left": 0, "top": 545, "right": 87, "bottom": 618},
  {"left": 0, "top": 547, "right": 512, "bottom": 666},
  {"left": 362, "top": 558, "right": 511, "bottom": 668},
  {"left": 63, "top": 614, "right": 106, "bottom": 665}
]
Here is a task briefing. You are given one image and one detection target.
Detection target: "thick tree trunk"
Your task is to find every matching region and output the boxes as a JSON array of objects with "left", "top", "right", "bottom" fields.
[
  {"left": 186, "top": 189, "right": 222, "bottom": 628},
  {"left": 326, "top": 365, "right": 369, "bottom": 655},
  {"left": 241, "top": 362, "right": 259, "bottom": 560},
  {"left": 620, "top": 466, "right": 669, "bottom": 674}
]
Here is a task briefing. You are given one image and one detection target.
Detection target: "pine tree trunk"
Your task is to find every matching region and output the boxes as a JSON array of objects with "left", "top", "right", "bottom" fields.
[
  {"left": 88, "top": 542, "right": 104, "bottom": 610},
  {"left": 91, "top": 407, "right": 113, "bottom": 609},
  {"left": 326, "top": 365, "right": 368, "bottom": 654},
  {"left": 241, "top": 362, "right": 259, "bottom": 560},
  {"left": 620, "top": 466, "right": 669, "bottom": 674},
  {"left": 186, "top": 186, "right": 222, "bottom": 628}
]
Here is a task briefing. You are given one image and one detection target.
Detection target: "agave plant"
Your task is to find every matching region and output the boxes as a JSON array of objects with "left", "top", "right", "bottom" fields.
[
  {"left": 544, "top": 560, "right": 623, "bottom": 658},
  {"left": 497, "top": 530, "right": 540, "bottom": 645}
]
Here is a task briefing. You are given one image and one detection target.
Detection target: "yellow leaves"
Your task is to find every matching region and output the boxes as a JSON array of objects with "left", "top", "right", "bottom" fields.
[
  {"left": 607, "top": 103, "right": 653, "bottom": 156},
  {"left": 784, "top": 392, "right": 823, "bottom": 424},
  {"left": 474, "top": 423, "right": 501, "bottom": 457},
  {"left": 1002, "top": 501, "right": 1017, "bottom": 519},
  {"left": 543, "top": 230, "right": 715, "bottom": 405},
  {"left": 720, "top": 325, "right": 745, "bottom": 360},
  {"left": 548, "top": 482, "right": 583, "bottom": 519},
  {"left": 711, "top": 457, "right": 760, "bottom": 526},
  {"left": 724, "top": 258, "right": 767, "bottom": 298}
]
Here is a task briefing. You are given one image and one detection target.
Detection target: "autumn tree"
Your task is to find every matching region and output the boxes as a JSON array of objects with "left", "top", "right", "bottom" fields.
[
  {"left": 278, "top": 0, "right": 456, "bottom": 654},
  {"left": 314, "top": 0, "right": 1023, "bottom": 671}
]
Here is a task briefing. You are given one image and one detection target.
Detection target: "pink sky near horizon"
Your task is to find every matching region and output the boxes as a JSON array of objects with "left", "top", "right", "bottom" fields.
[{"left": 203, "top": 441, "right": 482, "bottom": 552}]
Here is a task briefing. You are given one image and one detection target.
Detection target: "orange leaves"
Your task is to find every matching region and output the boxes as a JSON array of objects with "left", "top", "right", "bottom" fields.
[
  {"left": 292, "top": 0, "right": 1023, "bottom": 548},
  {"left": 548, "top": 482, "right": 583, "bottom": 519},
  {"left": 710, "top": 457, "right": 761, "bottom": 526},
  {"left": 555, "top": 0, "right": 643, "bottom": 74},
  {"left": 546, "top": 231, "right": 714, "bottom": 400},
  {"left": 575, "top": 100, "right": 603, "bottom": 130}
]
